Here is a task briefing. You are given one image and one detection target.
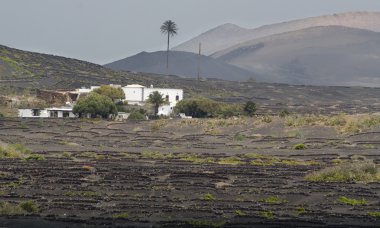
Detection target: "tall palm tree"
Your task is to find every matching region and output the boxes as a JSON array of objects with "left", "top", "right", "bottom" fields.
[{"left": 160, "top": 20, "right": 178, "bottom": 70}]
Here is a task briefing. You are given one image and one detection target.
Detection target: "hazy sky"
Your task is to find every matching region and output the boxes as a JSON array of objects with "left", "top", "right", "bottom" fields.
[{"left": 1, "top": 0, "right": 380, "bottom": 64}]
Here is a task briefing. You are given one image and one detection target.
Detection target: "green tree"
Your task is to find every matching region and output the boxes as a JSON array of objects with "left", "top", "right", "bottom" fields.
[
  {"left": 161, "top": 20, "right": 178, "bottom": 69},
  {"left": 147, "top": 91, "right": 165, "bottom": 116},
  {"left": 243, "top": 101, "right": 257, "bottom": 116},
  {"left": 175, "top": 98, "right": 221, "bottom": 118},
  {"left": 73, "top": 92, "right": 117, "bottom": 118},
  {"left": 93, "top": 85, "right": 125, "bottom": 101}
]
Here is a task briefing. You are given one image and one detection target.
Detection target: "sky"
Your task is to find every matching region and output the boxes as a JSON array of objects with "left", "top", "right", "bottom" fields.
[{"left": 1, "top": 0, "right": 380, "bottom": 64}]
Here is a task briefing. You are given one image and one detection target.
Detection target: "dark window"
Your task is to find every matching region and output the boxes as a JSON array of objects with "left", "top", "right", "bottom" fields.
[
  {"left": 176, "top": 95, "right": 179, "bottom": 101},
  {"left": 50, "top": 111, "right": 58, "bottom": 118},
  {"left": 166, "top": 95, "right": 169, "bottom": 101},
  {"left": 63, "top": 112, "right": 70, "bottom": 118},
  {"left": 32, "top": 109, "right": 40, "bottom": 116}
]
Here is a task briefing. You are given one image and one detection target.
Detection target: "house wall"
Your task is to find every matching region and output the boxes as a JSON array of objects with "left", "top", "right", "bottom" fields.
[
  {"left": 157, "top": 105, "right": 173, "bottom": 116},
  {"left": 122, "top": 87, "right": 144, "bottom": 104},
  {"left": 18, "top": 109, "right": 49, "bottom": 118},
  {"left": 143, "top": 88, "right": 183, "bottom": 107}
]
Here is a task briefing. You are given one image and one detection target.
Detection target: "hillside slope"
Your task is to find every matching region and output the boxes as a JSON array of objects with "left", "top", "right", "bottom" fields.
[
  {"left": 212, "top": 26, "right": 380, "bottom": 87},
  {"left": 104, "top": 51, "right": 255, "bottom": 81},
  {"left": 173, "top": 11, "right": 380, "bottom": 55}
]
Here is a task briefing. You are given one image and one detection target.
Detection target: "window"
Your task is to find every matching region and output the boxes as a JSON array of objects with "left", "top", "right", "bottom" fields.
[
  {"left": 176, "top": 95, "right": 179, "bottom": 101},
  {"left": 32, "top": 109, "right": 40, "bottom": 116},
  {"left": 63, "top": 112, "right": 70, "bottom": 118},
  {"left": 166, "top": 95, "right": 169, "bottom": 101}
]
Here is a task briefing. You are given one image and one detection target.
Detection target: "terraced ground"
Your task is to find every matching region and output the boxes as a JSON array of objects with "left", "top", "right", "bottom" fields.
[{"left": 0, "top": 116, "right": 379, "bottom": 227}]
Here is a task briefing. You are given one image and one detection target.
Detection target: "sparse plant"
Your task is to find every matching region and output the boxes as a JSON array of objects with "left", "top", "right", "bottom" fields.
[
  {"left": 339, "top": 196, "right": 368, "bottom": 206},
  {"left": 261, "top": 196, "right": 288, "bottom": 204},
  {"left": 19, "top": 201, "right": 39, "bottom": 213},
  {"left": 218, "top": 156, "right": 244, "bottom": 165},
  {"left": 306, "top": 159, "right": 379, "bottom": 183},
  {"left": 293, "top": 143, "right": 308, "bottom": 150},
  {"left": 113, "top": 212, "right": 129, "bottom": 219},
  {"left": 368, "top": 212, "right": 380, "bottom": 217},
  {"left": 234, "top": 210, "right": 246, "bottom": 216},
  {"left": 202, "top": 193, "right": 216, "bottom": 201},
  {"left": 260, "top": 211, "right": 275, "bottom": 219}
]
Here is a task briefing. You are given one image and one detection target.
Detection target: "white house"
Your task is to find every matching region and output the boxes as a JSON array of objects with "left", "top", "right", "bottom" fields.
[
  {"left": 18, "top": 106, "right": 76, "bottom": 118},
  {"left": 122, "top": 84, "right": 183, "bottom": 116}
]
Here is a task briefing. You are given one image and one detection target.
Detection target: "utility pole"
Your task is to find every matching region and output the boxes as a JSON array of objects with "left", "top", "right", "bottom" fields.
[{"left": 197, "top": 42, "right": 201, "bottom": 81}]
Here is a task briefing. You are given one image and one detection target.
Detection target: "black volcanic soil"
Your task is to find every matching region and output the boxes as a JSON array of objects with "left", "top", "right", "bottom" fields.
[{"left": 0, "top": 117, "right": 379, "bottom": 227}]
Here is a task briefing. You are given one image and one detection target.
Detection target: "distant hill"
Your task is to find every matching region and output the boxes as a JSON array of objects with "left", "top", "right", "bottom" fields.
[
  {"left": 212, "top": 26, "right": 380, "bottom": 87},
  {"left": 104, "top": 51, "right": 256, "bottom": 81},
  {"left": 173, "top": 11, "right": 380, "bottom": 55}
]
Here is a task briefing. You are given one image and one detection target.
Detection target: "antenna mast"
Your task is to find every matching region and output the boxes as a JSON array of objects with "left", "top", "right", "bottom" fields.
[{"left": 197, "top": 42, "right": 201, "bottom": 81}]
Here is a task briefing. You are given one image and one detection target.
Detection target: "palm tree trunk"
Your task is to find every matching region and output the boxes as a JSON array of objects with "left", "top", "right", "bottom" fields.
[{"left": 166, "top": 32, "right": 170, "bottom": 69}]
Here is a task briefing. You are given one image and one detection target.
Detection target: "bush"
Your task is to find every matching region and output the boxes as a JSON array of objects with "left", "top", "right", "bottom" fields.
[
  {"left": 339, "top": 196, "right": 368, "bottom": 206},
  {"left": 73, "top": 92, "right": 117, "bottom": 118},
  {"left": 19, "top": 201, "right": 38, "bottom": 213},
  {"left": 93, "top": 85, "right": 125, "bottom": 100},
  {"left": 294, "top": 144, "right": 308, "bottom": 150},
  {"left": 128, "top": 111, "right": 146, "bottom": 121},
  {"left": 243, "top": 101, "right": 256, "bottom": 116},
  {"left": 279, "top": 109, "right": 290, "bottom": 118},
  {"left": 0, "top": 112, "right": 4, "bottom": 118},
  {"left": 306, "top": 159, "right": 379, "bottom": 183}
]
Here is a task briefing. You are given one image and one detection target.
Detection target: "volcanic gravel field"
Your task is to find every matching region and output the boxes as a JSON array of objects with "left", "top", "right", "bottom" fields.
[{"left": 0, "top": 117, "right": 379, "bottom": 227}]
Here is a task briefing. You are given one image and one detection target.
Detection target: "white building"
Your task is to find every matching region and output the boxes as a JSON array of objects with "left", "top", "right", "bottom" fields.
[
  {"left": 18, "top": 106, "right": 76, "bottom": 118},
  {"left": 122, "top": 84, "right": 183, "bottom": 116}
]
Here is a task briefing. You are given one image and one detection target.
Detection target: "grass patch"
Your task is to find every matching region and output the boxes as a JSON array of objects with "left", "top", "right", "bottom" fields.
[
  {"left": 25, "top": 154, "right": 45, "bottom": 161},
  {"left": 306, "top": 159, "right": 380, "bottom": 183},
  {"left": 260, "top": 211, "right": 275, "bottom": 219},
  {"left": 368, "top": 212, "right": 380, "bottom": 217},
  {"left": 179, "top": 154, "right": 215, "bottom": 164},
  {"left": 261, "top": 196, "right": 288, "bottom": 204},
  {"left": 202, "top": 193, "right": 216, "bottom": 201},
  {"left": 0, "top": 200, "right": 38, "bottom": 215},
  {"left": 234, "top": 210, "right": 246, "bottom": 216},
  {"left": 218, "top": 156, "right": 245, "bottom": 165},
  {"left": 339, "top": 196, "right": 368, "bottom": 206},
  {"left": 296, "top": 207, "right": 308, "bottom": 215},
  {"left": 112, "top": 212, "right": 129, "bottom": 219},
  {"left": 293, "top": 143, "right": 308, "bottom": 150}
]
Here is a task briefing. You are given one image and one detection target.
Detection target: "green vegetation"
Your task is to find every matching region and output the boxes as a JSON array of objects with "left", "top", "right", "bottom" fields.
[
  {"left": 19, "top": 200, "right": 39, "bottom": 213},
  {"left": 261, "top": 196, "right": 288, "bottom": 204},
  {"left": 73, "top": 92, "right": 117, "bottom": 118},
  {"left": 148, "top": 91, "right": 166, "bottom": 116},
  {"left": 161, "top": 20, "right": 178, "bottom": 69},
  {"left": 112, "top": 212, "right": 129, "bottom": 219},
  {"left": 306, "top": 159, "right": 379, "bottom": 183},
  {"left": 93, "top": 85, "right": 125, "bottom": 100},
  {"left": 296, "top": 207, "right": 308, "bottom": 215},
  {"left": 279, "top": 109, "right": 290, "bottom": 118},
  {"left": 202, "top": 193, "right": 216, "bottom": 201},
  {"left": 243, "top": 101, "right": 257, "bottom": 116},
  {"left": 25, "top": 154, "right": 45, "bottom": 161},
  {"left": 293, "top": 143, "right": 308, "bottom": 150},
  {"left": 175, "top": 98, "right": 244, "bottom": 118},
  {"left": 151, "top": 119, "right": 168, "bottom": 131},
  {"left": 179, "top": 154, "right": 215, "bottom": 164},
  {"left": 339, "top": 196, "right": 368, "bottom": 206},
  {"left": 285, "top": 114, "right": 380, "bottom": 134},
  {"left": 234, "top": 133, "right": 246, "bottom": 141},
  {"left": 218, "top": 156, "right": 245, "bottom": 165},
  {"left": 0, "top": 143, "right": 42, "bottom": 160},
  {"left": 368, "top": 212, "right": 380, "bottom": 217},
  {"left": 234, "top": 210, "right": 246, "bottom": 216},
  {"left": 128, "top": 111, "right": 146, "bottom": 121},
  {"left": 0, "top": 200, "right": 38, "bottom": 215},
  {"left": 260, "top": 211, "right": 275, "bottom": 219}
]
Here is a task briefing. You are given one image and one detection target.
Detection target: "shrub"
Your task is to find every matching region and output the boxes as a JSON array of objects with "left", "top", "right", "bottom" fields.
[
  {"left": 339, "top": 196, "right": 368, "bottom": 206},
  {"left": 368, "top": 212, "right": 380, "bottom": 217},
  {"left": 243, "top": 101, "right": 256, "bottom": 116},
  {"left": 93, "top": 85, "right": 125, "bottom": 100},
  {"left": 73, "top": 92, "right": 117, "bottom": 118},
  {"left": 113, "top": 212, "right": 129, "bottom": 219},
  {"left": 0, "top": 112, "right": 4, "bottom": 118},
  {"left": 175, "top": 98, "right": 222, "bottom": 118},
  {"left": 260, "top": 211, "right": 275, "bottom": 219},
  {"left": 306, "top": 159, "right": 379, "bottom": 183},
  {"left": 202, "top": 193, "right": 216, "bottom": 201},
  {"left": 25, "top": 154, "right": 45, "bottom": 161},
  {"left": 128, "top": 111, "right": 146, "bottom": 121},
  {"left": 234, "top": 210, "right": 246, "bottom": 216},
  {"left": 279, "top": 109, "right": 290, "bottom": 118},
  {"left": 19, "top": 201, "right": 39, "bottom": 213},
  {"left": 218, "top": 156, "right": 244, "bottom": 165},
  {"left": 293, "top": 143, "right": 308, "bottom": 150}
]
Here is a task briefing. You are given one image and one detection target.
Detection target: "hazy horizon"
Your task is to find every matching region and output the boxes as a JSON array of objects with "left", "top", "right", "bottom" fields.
[{"left": 1, "top": 0, "right": 380, "bottom": 64}]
